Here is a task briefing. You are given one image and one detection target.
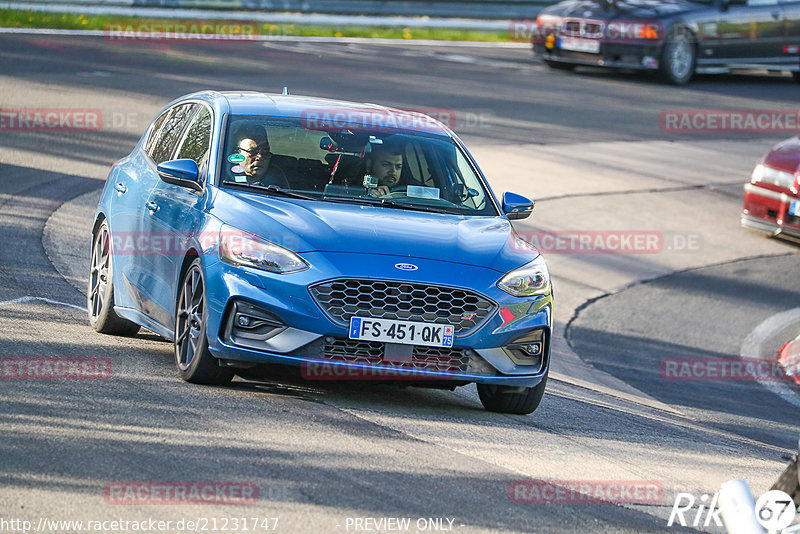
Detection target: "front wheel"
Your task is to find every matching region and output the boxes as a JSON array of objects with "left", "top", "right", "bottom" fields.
[
  {"left": 477, "top": 372, "right": 548, "bottom": 415},
  {"left": 88, "top": 221, "right": 140, "bottom": 336},
  {"left": 792, "top": 71, "right": 800, "bottom": 84},
  {"left": 659, "top": 28, "right": 696, "bottom": 85},
  {"left": 174, "top": 259, "right": 233, "bottom": 385}
]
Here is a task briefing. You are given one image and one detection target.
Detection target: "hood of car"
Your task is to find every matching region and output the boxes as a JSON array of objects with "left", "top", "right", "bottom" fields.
[
  {"left": 212, "top": 190, "right": 539, "bottom": 273},
  {"left": 763, "top": 136, "right": 800, "bottom": 175},
  {"left": 543, "top": 0, "right": 700, "bottom": 19}
]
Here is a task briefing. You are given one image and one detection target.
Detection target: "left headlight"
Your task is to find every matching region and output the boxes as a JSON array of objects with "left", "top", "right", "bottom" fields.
[
  {"left": 219, "top": 224, "right": 309, "bottom": 274},
  {"left": 497, "top": 255, "right": 550, "bottom": 297}
]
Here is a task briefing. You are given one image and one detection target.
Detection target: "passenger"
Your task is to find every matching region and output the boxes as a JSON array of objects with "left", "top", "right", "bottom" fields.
[
  {"left": 365, "top": 144, "right": 404, "bottom": 197},
  {"left": 231, "top": 123, "right": 288, "bottom": 188}
]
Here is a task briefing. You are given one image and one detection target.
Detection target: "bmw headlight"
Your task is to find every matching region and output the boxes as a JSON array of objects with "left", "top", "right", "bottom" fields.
[
  {"left": 497, "top": 255, "right": 550, "bottom": 297},
  {"left": 219, "top": 224, "right": 308, "bottom": 274},
  {"left": 752, "top": 164, "right": 796, "bottom": 190}
]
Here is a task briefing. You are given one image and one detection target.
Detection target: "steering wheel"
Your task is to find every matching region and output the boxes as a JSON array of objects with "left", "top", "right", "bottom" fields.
[{"left": 448, "top": 184, "right": 470, "bottom": 203}]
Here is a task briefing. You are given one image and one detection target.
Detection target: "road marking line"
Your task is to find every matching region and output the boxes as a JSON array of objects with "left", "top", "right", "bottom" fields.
[{"left": 0, "top": 296, "right": 86, "bottom": 311}]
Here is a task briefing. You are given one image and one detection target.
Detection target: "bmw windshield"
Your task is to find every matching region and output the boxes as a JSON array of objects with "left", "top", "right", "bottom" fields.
[{"left": 219, "top": 115, "right": 499, "bottom": 216}]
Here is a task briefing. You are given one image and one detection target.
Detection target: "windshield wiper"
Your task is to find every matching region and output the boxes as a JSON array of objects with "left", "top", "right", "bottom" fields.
[
  {"left": 222, "top": 181, "right": 317, "bottom": 201},
  {"left": 223, "top": 182, "right": 457, "bottom": 213},
  {"left": 323, "top": 195, "right": 454, "bottom": 214}
]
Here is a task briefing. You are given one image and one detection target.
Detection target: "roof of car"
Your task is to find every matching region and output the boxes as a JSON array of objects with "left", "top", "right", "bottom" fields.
[{"left": 218, "top": 91, "right": 452, "bottom": 137}]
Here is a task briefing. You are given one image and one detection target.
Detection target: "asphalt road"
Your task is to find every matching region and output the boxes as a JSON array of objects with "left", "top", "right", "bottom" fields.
[{"left": 0, "top": 33, "right": 799, "bottom": 534}]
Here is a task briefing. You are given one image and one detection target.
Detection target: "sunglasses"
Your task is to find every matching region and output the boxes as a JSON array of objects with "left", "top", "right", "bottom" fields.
[{"left": 238, "top": 144, "right": 270, "bottom": 157}]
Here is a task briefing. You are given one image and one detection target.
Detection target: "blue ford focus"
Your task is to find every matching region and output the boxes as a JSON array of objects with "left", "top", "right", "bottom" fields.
[{"left": 89, "top": 91, "right": 553, "bottom": 414}]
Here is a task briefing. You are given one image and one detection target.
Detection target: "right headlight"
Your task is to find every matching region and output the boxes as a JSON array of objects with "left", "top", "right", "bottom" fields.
[
  {"left": 497, "top": 255, "right": 550, "bottom": 297},
  {"left": 219, "top": 224, "right": 308, "bottom": 274}
]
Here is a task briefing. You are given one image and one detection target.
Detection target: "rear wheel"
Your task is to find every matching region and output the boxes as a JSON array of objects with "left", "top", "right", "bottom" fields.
[
  {"left": 175, "top": 259, "right": 233, "bottom": 385},
  {"left": 477, "top": 372, "right": 548, "bottom": 415},
  {"left": 88, "top": 221, "right": 140, "bottom": 336},
  {"left": 659, "top": 28, "right": 696, "bottom": 85}
]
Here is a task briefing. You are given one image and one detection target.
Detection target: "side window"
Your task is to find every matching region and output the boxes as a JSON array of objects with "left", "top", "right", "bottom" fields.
[
  {"left": 144, "top": 112, "right": 169, "bottom": 155},
  {"left": 176, "top": 106, "right": 212, "bottom": 167},
  {"left": 149, "top": 103, "right": 197, "bottom": 165},
  {"left": 454, "top": 151, "right": 487, "bottom": 210},
  {"left": 747, "top": 0, "right": 777, "bottom": 5}
]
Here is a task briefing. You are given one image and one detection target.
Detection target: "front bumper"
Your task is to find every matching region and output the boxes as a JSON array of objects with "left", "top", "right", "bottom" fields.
[
  {"left": 741, "top": 183, "right": 800, "bottom": 238},
  {"left": 202, "top": 253, "right": 552, "bottom": 388},
  {"left": 534, "top": 41, "right": 663, "bottom": 71}
]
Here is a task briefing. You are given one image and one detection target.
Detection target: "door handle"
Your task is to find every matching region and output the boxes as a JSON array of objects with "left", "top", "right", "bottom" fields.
[
  {"left": 146, "top": 201, "right": 159, "bottom": 213},
  {"left": 114, "top": 183, "right": 127, "bottom": 194}
]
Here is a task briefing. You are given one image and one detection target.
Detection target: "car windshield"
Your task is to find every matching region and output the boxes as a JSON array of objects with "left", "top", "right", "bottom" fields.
[{"left": 219, "top": 115, "right": 499, "bottom": 216}]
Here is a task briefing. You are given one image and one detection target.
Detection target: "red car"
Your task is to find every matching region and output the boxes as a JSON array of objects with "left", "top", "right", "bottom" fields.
[
  {"left": 779, "top": 333, "right": 800, "bottom": 387},
  {"left": 742, "top": 137, "right": 800, "bottom": 239}
]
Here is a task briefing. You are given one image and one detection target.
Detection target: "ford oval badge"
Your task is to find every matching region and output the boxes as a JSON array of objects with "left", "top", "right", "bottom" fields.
[{"left": 395, "top": 263, "right": 418, "bottom": 271}]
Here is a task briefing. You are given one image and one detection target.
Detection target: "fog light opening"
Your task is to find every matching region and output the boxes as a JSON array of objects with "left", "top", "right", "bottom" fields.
[
  {"left": 503, "top": 330, "right": 547, "bottom": 367},
  {"left": 224, "top": 300, "right": 286, "bottom": 348}
]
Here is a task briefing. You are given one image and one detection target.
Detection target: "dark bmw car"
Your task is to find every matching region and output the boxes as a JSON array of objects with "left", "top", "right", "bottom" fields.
[{"left": 531, "top": 0, "right": 800, "bottom": 84}]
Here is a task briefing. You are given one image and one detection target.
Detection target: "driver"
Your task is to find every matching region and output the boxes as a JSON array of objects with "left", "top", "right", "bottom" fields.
[
  {"left": 365, "top": 144, "right": 403, "bottom": 197},
  {"left": 231, "top": 123, "right": 288, "bottom": 188}
]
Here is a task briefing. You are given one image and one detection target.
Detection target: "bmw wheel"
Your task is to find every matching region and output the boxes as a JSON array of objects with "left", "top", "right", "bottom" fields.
[
  {"left": 477, "top": 372, "right": 548, "bottom": 415},
  {"left": 175, "top": 258, "right": 233, "bottom": 385},
  {"left": 659, "top": 28, "right": 696, "bottom": 85},
  {"left": 88, "top": 220, "right": 140, "bottom": 336}
]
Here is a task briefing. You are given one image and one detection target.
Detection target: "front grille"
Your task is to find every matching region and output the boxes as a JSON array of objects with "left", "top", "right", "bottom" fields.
[
  {"left": 561, "top": 20, "right": 604, "bottom": 38},
  {"left": 318, "top": 338, "right": 494, "bottom": 375},
  {"left": 309, "top": 279, "right": 496, "bottom": 336}
]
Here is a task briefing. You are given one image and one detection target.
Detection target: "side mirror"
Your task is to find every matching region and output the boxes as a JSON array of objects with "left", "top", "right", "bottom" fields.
[
  {"left": 156, "top": 159, "right": 202, "bottom": 192},
  {"left": 502, "top": 192, "right": 535, "bottom": 220}
]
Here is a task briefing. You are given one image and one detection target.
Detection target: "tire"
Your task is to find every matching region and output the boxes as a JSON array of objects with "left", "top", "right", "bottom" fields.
[
  {"left": 174, "top": 259, "right": 233, "bottom": 385},
  {"left": 792, "top": 71, "right": 800, "bottom": 84},
  {"left": 771, "top": 454, "right": 800, "bottom": 507},
  {"left": 477, "top": 372, "right": 548, "bottom": 415},
  {"left": 544, "top": 59, "right": 575, "bottom": 71},
  {"left": 88, "top": 221, "right": 140, "bottom": 336},
  {"left": 659, "top": 28, "right": 696, "bottom": 85}
]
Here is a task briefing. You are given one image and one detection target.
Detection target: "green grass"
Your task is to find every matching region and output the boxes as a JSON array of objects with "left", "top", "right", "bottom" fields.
[{"left": 0, "top": 8, "right": 515, "bottom": 42}]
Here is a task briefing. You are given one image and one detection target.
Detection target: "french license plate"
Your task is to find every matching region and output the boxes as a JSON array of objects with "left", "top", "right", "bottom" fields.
[
  {"left": 559, "top": 37, "right": 601, "bottom": 54},
  {"left": 349, "top": 317, "right": 454, "bottom": 348},
  {"left": 790, "top": 200, "right": 800, "bottom": 216}
]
